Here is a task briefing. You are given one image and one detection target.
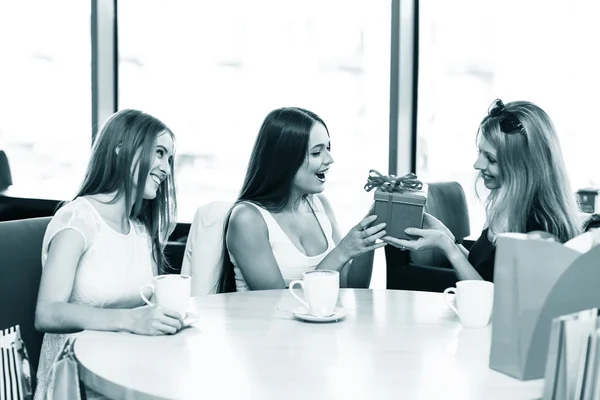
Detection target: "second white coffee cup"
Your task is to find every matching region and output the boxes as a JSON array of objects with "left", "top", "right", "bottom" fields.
[
  {"left": 443, "top": 280, "right": 494, "bottom": 328},
  {"left": 140, "top": 274, "right": 192, "bottom": 319},
  {"left": 289, "top": 270, "right": 340, "bottom": 317}
]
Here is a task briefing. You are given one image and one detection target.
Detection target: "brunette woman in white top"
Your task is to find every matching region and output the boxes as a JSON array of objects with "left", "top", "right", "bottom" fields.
[
  {"left": 218, "top": 107, "right": 387, "bottom": 292},
  {"left": 34, "top": 110, "right": 184, "bottom": 399}
]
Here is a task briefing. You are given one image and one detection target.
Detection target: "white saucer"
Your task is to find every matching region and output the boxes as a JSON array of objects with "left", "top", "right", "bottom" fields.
[
  {"left": 292, "top": 307, "right": 347, "bottom": 323},
  {"left": 183, "top": 312, "right": 200, "bottom": 327}
]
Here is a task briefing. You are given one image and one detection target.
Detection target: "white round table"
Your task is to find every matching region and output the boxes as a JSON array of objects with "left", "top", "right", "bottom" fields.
[{"left": 75, "top": 289, "right": 544, "bottom": 399}]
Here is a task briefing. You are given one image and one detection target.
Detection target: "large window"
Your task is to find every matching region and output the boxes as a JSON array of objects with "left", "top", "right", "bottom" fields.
[
  {"left": 0, "top": 1, "right": 91, "bottom": 199},
  {"left": 417, "top": 0, "right": 600, "bottom": 236},
  {"left": 118, "top": 0, "right": 391, "bottom": 230}
]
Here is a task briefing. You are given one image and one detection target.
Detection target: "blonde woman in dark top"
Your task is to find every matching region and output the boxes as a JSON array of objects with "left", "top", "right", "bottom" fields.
[{"left": 384, "top": 99, "right": 581, "bottom": 282}]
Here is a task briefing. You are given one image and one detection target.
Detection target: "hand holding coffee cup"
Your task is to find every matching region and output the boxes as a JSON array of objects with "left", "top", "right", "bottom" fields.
[
  {"left": 289, "top": 270, "right": 340, "bottom": 317},
  {"left": 127, "top": 305, "right": 184, "bottom": 336},
  {"left": 443, "top": 280, "right": 494, "bottom": 328},
  {"left": 140, "top": 275, "right": 192, "bottom": 319}
]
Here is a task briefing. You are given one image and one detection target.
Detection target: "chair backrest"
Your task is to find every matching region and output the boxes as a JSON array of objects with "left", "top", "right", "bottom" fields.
[
  {"left": 581, "top": 213, "right": 600, "bottom": 232},
  {"left": 164, "top": 241, "right": 186, "bottom": 274},
  {"left": 0, "top": 217, "right": 51, "bottom": 384},
  {"left": 0, "top": 150, "right": 12, "bottom": 191},
  {"left": 181, "top": 201, "right": 233, "bottom": 296},
  {"left": 409, "top": 181, "right": 470, "bottom": 268}
]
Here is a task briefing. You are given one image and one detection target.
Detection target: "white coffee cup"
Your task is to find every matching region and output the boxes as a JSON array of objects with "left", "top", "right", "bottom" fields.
[
  {"left": 443, "top": 280, "right": 494, "bottom": 328},
  {"left": 140, "top": 275, "right": 192, "bottom": 318},
  {"left": 289, "top": 270, "right": 340, "bottom": 317}
]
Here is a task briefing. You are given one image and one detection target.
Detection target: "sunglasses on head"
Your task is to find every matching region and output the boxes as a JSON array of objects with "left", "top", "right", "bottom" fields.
[{"left": 487, "top": 99, "right": 525, "bottom": 135}]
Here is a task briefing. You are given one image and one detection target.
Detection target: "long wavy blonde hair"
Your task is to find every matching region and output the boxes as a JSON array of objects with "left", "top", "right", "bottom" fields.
[{"left": 477, "top": 100, "right": 580, "bottom": 243}]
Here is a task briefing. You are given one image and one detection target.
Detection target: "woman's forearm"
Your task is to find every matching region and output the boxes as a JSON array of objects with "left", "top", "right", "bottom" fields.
[
  {"left": 314, "top": 247, "right": 356, "bottom": 287},
  {"left": 456, "top": 243, "right": 469, "bottom": 258},
  {"left": 339, "top": 262, "right": 351, "bottom": 288},
  {"left": 35, "top": 302, "right": 131, "bottom": 334},
  {"left": 315, "top": 246, "right": 351, "bottom": 273},
  {"left": 345, "top": 251, "right": 374, "bottom": 288},
  {"left": 440, "top": 237, "right": 483, "bottom": 281}
]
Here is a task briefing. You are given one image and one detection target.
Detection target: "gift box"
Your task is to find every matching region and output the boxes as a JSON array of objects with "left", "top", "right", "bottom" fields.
[{"left": 364, "top": 170, "right": 428, "bottom": 240}]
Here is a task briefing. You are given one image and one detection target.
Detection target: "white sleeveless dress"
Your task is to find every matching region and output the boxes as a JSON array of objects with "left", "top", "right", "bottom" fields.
[
  {"left": 230, "top": 195, "right": 335, "bottom": 291},
  {"left": 34, "top": 197, "right": 155, "bottom": 400}
]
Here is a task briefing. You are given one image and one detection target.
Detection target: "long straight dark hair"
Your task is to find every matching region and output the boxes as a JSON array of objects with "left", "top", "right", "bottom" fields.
[
  {"left": 71, "top": 109, "right": 178, "bottom": 273},
  {"left": 217, "top": 107, "right": 328, "bottom": 293}
]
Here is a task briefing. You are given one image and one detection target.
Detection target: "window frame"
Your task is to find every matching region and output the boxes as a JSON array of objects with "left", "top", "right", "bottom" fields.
[{"left": 0, "top": 0, "right": 418, "bottom": 234}]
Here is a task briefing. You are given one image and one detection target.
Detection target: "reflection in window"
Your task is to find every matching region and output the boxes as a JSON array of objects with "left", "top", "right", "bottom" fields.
[
  {"left": 0, "top": 0, "right": 91, "bottom": 199},
  {"left": 417, "top": 0, "right": 600, "bottom": 235}
]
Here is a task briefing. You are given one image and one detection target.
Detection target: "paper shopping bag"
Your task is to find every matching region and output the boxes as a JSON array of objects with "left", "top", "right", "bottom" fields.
[
  {"left": 45, "top": 337, "right": 84, "bottom": 400},
  {"left": 0, "top": 325, "right": 33, "bottom": 400},
  {"left": 542, "top": 309, "right": 600, "bottom": 400},
  {"left": 583, "top": 329, "right": 600, "bottom": 400},
  {"left": 490, "top": 233, "right": 600, "bottom": 381}
]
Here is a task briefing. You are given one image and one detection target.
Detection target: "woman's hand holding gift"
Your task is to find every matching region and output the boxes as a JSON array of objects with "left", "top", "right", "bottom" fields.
[
  {"left": 422, "top": 213, "right": 455, "bottom": 241},
  {"left": 382, "top": 228, "right": 451, "bottom": 252},
  {"left": 337, "top": 215, "right": 387, "bottom": 262},
  {"left": 382, "top": 213, "right": 456, "bottom": 253}
]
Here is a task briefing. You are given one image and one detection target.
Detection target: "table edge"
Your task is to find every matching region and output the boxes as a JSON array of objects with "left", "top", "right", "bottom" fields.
[{"left": 76, "top": 339, "right": 170, "bottom": 400}]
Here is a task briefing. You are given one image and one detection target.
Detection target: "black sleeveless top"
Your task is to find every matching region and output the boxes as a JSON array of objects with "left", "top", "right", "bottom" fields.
[{"left": 468, "top": 219, "right": 545, "bottom": 282}]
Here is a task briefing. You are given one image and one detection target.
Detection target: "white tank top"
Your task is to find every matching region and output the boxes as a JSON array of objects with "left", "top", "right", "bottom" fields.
[{"left": 230, "top": 195, "right": 335, "bottom": 291}]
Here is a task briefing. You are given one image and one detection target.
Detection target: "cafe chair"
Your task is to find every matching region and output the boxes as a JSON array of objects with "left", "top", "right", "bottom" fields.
[
  {"left": 0, "top": 150, "right": 12, "bottom": 192},
  {"left": 385, "top": 181, "right": 469, "bottom": 293},
  {"left": 0, "top": 217, "right": 51, "bottom": 392},
  {"left": 582, "top": 213, "right": 600, "bottom": 232},
  {"left": 181, "top": 201, "right": 233, "bottom": 296},
  {"left": 164, "top": 240, "right": 187, "bottom": 274}
]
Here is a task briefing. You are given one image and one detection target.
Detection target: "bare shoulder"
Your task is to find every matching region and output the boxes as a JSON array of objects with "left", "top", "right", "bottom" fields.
[{"left": 228, "top": 203, "right": 268, "bottom": 237}]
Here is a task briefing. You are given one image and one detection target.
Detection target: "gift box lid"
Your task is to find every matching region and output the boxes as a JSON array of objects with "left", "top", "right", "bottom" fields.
[{"left": 374, "top": 183, "right": 428, "bottom": 206}]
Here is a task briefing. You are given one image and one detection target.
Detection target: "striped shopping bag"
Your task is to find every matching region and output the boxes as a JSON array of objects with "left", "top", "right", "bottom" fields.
[{"left": 0, "top": 326, "right": 32, "bottom": 400}]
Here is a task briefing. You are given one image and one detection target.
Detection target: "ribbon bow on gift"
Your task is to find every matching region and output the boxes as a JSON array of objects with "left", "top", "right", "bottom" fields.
[{"left": 364, "top": 170, "right": 423, "bottom": 193}]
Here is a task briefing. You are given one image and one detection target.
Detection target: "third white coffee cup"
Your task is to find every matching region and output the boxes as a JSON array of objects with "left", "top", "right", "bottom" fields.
[
  {"left": 289, "top": 270, "right": 339, "bottom": 317},
  {"left": 140, "top": 274, "right": 192, "bottom": 319},
  {"left": 443, "top": 280, "right": 494, "bottom": 328}
]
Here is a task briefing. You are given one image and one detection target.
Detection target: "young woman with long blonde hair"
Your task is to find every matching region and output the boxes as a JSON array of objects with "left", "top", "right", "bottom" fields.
[
  {"left": 384, "top": 99, "right": 580, "bottom": 282},
  {"left": 34, "top": 110, "right": 182, "bottom": 399}
]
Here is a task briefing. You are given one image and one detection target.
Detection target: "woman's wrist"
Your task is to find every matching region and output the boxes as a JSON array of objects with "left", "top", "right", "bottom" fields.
[
  {"left": 316, "top": 246, "right": 351, "bottom": 273},
  {"left": 339, "top": 261, "right": 351, "bottom": 287},
  {"left": 117, "top": 309, "right": 133, "bottom": 332},
  {"left": 332, "top": 246, "right": 352, "bottom": 267},
  {"left": 440, "top": 234, "right": 460, "bottom": 258}
]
